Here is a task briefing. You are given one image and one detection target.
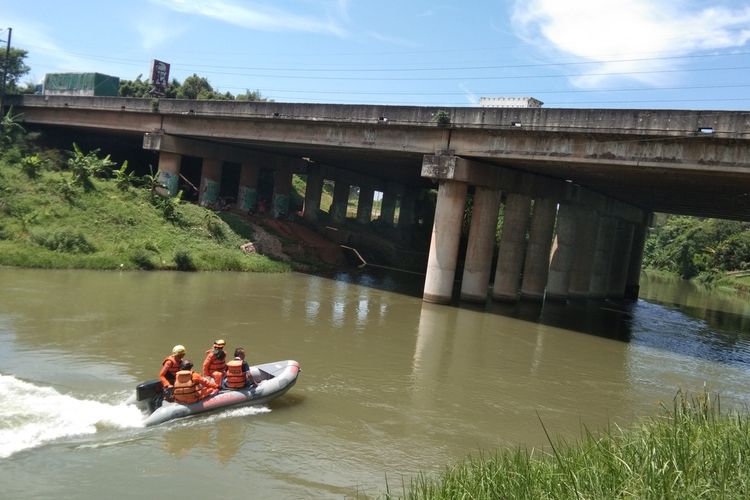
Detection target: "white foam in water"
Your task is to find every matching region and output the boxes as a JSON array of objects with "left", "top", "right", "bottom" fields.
[{"left": 0, "top": 374, "right": 145, "bottom": 458}]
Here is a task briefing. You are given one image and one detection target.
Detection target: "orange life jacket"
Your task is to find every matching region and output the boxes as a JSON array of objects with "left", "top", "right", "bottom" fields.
[
  {"left": 173, "top": 370, "right": 200, "bottom": 404},
  {"left": 203, "top": 349, "right": 227, "bottom": 376},
  {"left": 161, "top": 355, "right": 181, "bottom": 384},
  {"left": 225, "top": 359, "right": 247, "bottom": 389}
]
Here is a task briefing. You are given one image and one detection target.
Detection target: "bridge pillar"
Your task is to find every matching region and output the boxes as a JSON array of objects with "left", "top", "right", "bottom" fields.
[
  {"left": 356, "top": 183, "right": 374, "bottom": 224},
  {"left": 460, "top": 186, "right": 502, "bottom": 302},
  {"left": 568, "top": 208, "right": 600, "bottom": 299},
  {"left": 624, "top": 217, "right": 649, "bottom": 300},
  {"left": 272, "top": 160, "right": 292, "bottom": 218},
  {"left": 588, "top": 215, "right": 617, "bottom": 298},
  {"left": 398, "top": 187, "right": 418, "bottom": 229},
  {"left": 380, "top": 182, "right": 402, "bottom": 226},
  {"left": 156, "top": 151, "right": 182, "bottom": 196},
  {"left": 607, "top": 220, "right": 635, "bottom": 298},
  {"left": 546, "top": 202, "right": 577, "bottom": 301},
  {"left": 423, "top": 180, "right": 467, "bottom": 304},
  {"left": 331, "top": 180, "right": 351, "bottom": 224},
  {"left": 237, "top": 160, "right": 260, "bottom": 213},
  {"left": 492, "top": 193, "right": 532, "bottom": 301},
  {"left": 520, "top": 198, "right": 557, "bottom": 301},
  {"left": 199, "top": 158, "right": 222, "bottom": 207},
  {"left": 303, "top": 165, "right": 323, "bottom": 223}
]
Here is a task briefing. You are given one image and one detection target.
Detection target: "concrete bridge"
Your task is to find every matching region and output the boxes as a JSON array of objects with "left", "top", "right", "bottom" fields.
[{"left": 10, "top": 95, "right": 750, "bottom": 304}]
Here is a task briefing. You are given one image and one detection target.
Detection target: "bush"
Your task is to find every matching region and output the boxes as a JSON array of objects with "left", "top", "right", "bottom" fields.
[
  {"left": 30, "top": 229, "right": 96, "bottom": 253},
  {"left": 174, "top": 250, "right": 197, "bottom": 271}
]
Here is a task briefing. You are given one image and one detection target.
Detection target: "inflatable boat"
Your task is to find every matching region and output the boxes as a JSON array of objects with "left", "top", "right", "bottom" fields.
[{"left": 131, "top": 360, "right": 300, "bottom": 426}]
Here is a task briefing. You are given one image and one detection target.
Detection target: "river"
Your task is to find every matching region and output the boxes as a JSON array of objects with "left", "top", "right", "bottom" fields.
[{"left": 0, "top": 268, "right": 749, "bottom": 499}]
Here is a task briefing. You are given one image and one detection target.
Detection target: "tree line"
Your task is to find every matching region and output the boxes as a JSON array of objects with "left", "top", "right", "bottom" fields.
[{"left": 1, "top": 47, "right": 268, "bottom": 101}]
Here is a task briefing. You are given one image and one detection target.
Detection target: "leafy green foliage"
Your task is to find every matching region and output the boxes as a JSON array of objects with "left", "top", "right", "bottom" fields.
[
  {"left": 66, "top": 143, "right": 115, "bottom": 190},
  {"left": 643, "top": 216, "right": 749, "bottom": 279},
  {"left": 119, "top": 73, "right": 269, "bottom": 101},
  {"left": 0, "top": 47, "right": 31, "bottom": 93},
  {"left": 30, "top": 228, "right": 96, "bottom": 253}
]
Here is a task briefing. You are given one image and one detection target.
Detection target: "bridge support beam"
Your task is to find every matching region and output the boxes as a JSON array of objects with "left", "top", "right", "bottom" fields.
[
  {"left": 492, "top": 193, "right": 532, "bottom": 301},
  {"left": 398, "top": 188, "right": 418, "bottom": 229},
  {"left": 589, "top": 215, "right": 617, "bottom": 299},
  {"left": 624, "top": 217, "right": 649, "bottom": 300},
  {"left": 199, "top": 158, "right": 222, "bottom": 207},
  {"left": 568, "top": 209, "right": 600, "bottom": 299},
  {"left": 460, "top": 186, "right": 502, "bottom": 302},
  {"left": 237, "top": 160, "right": 260, "bottom": 213},
  {"left": 380, "top": 182, "right": 402, "bottom": 226},
  {"left": 331, "top": 180, "right": 350, "bottom": 224},
  {"left": 520, "top": 198, "right": 557, "bottom": 301},
  {"left": 303, "top": 165, "right": 323, "bottom": 223},
  {"left": 546, "top": 203, "right": 577, "bottom": 301},
  {"left": 272, "top": 160, "right": 292, "bottom": 218},
  {"left": 356, "top": 183, "right": 374, "bottom": 224},
  {"left": 156, "top": 151, "right": 182, "bottom": 197},
  {"left": 423, "top": 179, "right": 468, "bottom": 304},
  {"left": 607, "top": 220, "right": 635, "bottom": 298}
]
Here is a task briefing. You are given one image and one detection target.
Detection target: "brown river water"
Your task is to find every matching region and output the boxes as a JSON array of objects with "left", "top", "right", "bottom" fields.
[{"left": 1, "top": 268, "right": 749, "bottom": 499}]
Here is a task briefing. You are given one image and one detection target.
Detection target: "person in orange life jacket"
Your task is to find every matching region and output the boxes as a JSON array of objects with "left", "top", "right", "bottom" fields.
[
  {"left": 224, "top": 347, "right": 251, "bottom": 389},
  {"left": 202, "top": 339, "right": 227, "bottom": 386},
  {"left": 160, "top": 344, "right": 186, "bottom": 400},
  {"left": 172, "top": 359, "right": 219, "bottom": 404}
]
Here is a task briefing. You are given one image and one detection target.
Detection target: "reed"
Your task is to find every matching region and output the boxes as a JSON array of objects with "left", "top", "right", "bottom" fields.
[{"left": 398, "top": 391, "right": 750, "bottom": 499}]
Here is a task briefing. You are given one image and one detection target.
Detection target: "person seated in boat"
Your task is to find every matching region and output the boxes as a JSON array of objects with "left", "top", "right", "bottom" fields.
[
  {"left": 224, "top": 347, "right": 251, "bottom": 389},
  {"left": 202, "top": 338, "right": 228, "bottom": 386},
  {"left": 160, "top": 344, "right": 186, "bottom": 400},
  {"left": 172, "top": 359, "right": 219, "bottom": 404}
]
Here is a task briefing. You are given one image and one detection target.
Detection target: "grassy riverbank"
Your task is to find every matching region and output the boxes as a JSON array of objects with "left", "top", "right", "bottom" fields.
[
  {"left": 0, "top": 151, "right": 290, "bottom": 272},
  {"left": 392, "top": 392, "right": 749, "bottom": 499}
]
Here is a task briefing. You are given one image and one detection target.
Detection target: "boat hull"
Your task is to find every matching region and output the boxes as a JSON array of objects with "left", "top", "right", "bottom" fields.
[{"left": 137, "top": 360, "right": 300, "bottom": 427}]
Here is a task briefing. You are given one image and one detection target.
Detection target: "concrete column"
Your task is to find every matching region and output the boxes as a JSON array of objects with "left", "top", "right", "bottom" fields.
[
  {"left": 589, "top": 216, "right": 617, "bottom": 299},
  {"left": 607, "top": 220, "right": 635, "bottom": 298},
  {"left": 398, "top": 188, "right": 417, "bottom": 229},
  {"left": 423, "top": 180, "right": 468, "bottom": 304},
  {"left": 568, "top": 209, "right": 600, "bottom": 299},
  {"left": 356, "top": 184, "right": 374, "bottom": 224},
  {"left": 381, "top": 190, "right": 398, "bottom": 226},
  {"left": 492, "top": 193, "right": 532, "bottom": 301},
  {"left": 624, "top": 221, "right": 648, "bottom": 300},
  {"left": 157, "top": 151, "right": 181, "bottom": 196},
  {"left": 460, "top": 187, "right": 502, "bottom": 302},
  {"left": 545, "top": 202, "right": 577, "bottom": 301},
  {"left": 237, "top": 160, "right": 260, "bottom": 212},
  {"left": 272, "top": 161, "right": 292, "bottom": 218},
  {"left": 330, "top": 180, "right": 350, "bottom": 224},
  {"left": 199, "top": 158, "right": 222, "bottom": 207},
  {"left": 303, "top": 165, "right": 323, "bottom": 223},
  {"left": 520, "top": 198, "right": 557, "bottom": 301}
]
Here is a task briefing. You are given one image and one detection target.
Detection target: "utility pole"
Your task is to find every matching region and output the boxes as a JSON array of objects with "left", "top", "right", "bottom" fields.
[{"left": 0, "top": 27, "right": 12, "bottom": 113}]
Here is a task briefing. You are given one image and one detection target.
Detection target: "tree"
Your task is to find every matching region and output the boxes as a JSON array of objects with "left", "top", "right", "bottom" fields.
[
  {"left": 235, "top": 89, "right": 270, "bottom": 102},
  {"left": 0, "top": 47, "right": 31, "bottom": 94},
  {"left": 120, "top": 74, "right": 180, "bottom": 98},
  {"left": 177, "top": 74, "right": 214, "bottom": 100}
]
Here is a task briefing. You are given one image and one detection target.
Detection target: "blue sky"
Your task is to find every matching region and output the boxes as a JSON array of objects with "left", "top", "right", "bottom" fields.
[{"left": 3, "top": 0, "right": 750, "bottom": 109}]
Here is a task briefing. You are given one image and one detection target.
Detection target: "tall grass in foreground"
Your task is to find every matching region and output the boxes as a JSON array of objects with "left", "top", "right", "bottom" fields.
[{"left": 397, "top": 391, "right": 750, "bottom": 499}]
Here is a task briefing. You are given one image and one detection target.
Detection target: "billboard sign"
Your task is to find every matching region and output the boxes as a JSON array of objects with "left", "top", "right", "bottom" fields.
[{"left": 150, "top": 59, "right": 170, "bottom": 95}]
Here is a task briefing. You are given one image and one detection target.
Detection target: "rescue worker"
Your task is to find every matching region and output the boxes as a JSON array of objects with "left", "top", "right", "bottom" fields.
[
  {"left": 224, "top": 347, "right": 251, "bottom": 389},
  {"left": 160, "top": 344, "right": 186, "bottom": 400},
  {"left": 172, "top": 359, "right": 219, "bottom": 404},
  {"left": 202, "top": 338, "right": 228, "bottom": 386}
]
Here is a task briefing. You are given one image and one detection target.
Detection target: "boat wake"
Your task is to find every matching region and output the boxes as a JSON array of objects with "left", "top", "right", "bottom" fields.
[{"left": 0, "top": 374, "right": 144, "bottom": 459}]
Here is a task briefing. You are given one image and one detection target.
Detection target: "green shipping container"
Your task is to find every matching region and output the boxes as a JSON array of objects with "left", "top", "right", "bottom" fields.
[{"left": 43, "top": 72, "right": 120, "bottom": 97}]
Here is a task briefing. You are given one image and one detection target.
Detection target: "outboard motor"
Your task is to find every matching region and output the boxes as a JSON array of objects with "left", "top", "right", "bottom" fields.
[{"left": 136, "top": 379, "right": 164, "bottom": 413}]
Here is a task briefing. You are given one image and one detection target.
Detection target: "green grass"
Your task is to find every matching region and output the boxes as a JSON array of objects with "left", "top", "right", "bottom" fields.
[
  {"left": 394, "top": 391, "right": 750, "bottom": 499},
  {"left": 0, "top": 155, "right": 290, "bottom": 272}
]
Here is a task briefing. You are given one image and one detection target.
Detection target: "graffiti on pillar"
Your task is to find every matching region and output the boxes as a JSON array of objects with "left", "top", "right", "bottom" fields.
[
  {"left": 200, "top": 179, "right": 220, "bottom": 207},
  {"left": 239, "top": 186, "right": 258, "bottom": 212},
  {"left": 272, "top": 193, "right": 289, "bottom": 218},
  {"left": 158, "top": 170, "right": 179, "bottom": 196}
]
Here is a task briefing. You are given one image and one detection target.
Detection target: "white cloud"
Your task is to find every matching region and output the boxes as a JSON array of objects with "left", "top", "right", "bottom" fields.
[
  {"left": 150, "top": 0, "right": 348, "bottom": 37},
  {"left": 511, "top": 0, "right": 750, "bottom": 88}
]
